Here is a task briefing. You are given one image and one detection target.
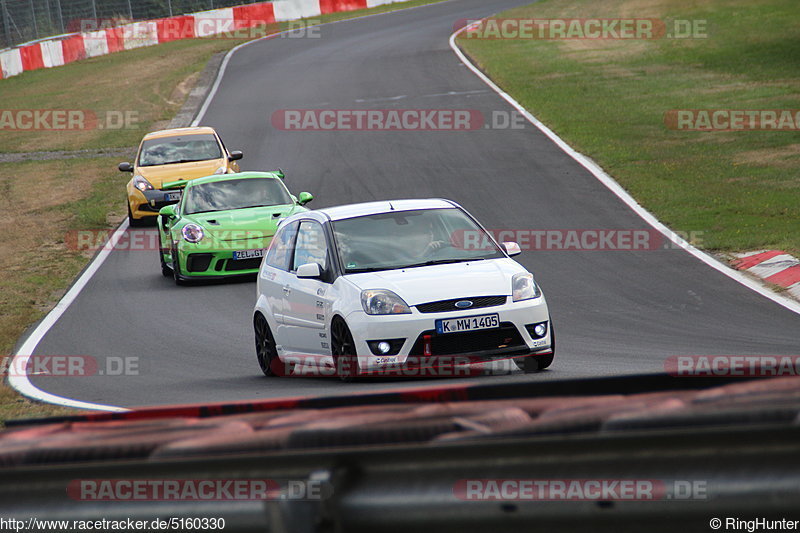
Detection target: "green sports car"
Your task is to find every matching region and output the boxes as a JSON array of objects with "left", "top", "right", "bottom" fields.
[{"left": 157, "top": 171, "right": 313, "bottom": 285}]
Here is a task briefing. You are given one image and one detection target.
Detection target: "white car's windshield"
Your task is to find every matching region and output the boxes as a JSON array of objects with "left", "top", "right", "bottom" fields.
[
  {"left": 138, "top": 134, "right": 222, "bottom": 166},
  {"left": 332, "top": 208, "right": 504, "bottom": 273},
  {"left": 184, "top": 178, "right": 292, "bottom": 214}
]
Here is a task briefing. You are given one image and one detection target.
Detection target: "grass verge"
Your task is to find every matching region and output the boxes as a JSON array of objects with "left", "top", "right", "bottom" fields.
[
  {"left": 458, "top": 0, "right": 800, "bottom": 256},
  {"left": 0, "top": 0, "right": 448, "bottom": 427}
]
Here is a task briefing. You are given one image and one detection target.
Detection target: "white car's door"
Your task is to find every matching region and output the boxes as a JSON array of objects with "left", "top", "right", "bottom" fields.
[
  {"left": 284, "top": 220, "right": 335, "bottom": 357},
  {"left": 259, "top": 221, "right": 299, "bottom": 350}
]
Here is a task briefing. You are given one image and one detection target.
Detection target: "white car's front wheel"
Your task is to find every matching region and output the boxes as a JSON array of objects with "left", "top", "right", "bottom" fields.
[
  {"left": 331, "top": 318, "right": 358, "bottom": 382},
  {"left": 255, "top": 314, "right": 280, "bottom": 377}
]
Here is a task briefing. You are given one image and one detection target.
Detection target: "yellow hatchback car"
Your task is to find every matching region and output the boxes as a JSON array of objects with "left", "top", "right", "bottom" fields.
[{"left": 119, "top": 127, "right": 243, "bottom": 226}]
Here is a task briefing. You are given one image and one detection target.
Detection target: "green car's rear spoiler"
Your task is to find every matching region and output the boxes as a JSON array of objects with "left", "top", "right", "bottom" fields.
[
  {"left": 162, "top": 179, "right": 189, "bottom": 190},
  {"left": 162, "top": 170, "right": 284, "bottom": 191}
]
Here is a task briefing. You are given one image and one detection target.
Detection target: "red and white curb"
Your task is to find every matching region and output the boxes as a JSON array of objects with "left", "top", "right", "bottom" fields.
[
  {"left": 732, "top": 251, "right": 800, "bottom": 301},
  {"left": 0, "top": 0, "right": 402, "bottom": 80}
]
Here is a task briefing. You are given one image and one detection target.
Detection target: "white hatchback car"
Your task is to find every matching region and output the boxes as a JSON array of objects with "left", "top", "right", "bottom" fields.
[{"left": 253, "top": 199, "right": 553, "bottom": 379}]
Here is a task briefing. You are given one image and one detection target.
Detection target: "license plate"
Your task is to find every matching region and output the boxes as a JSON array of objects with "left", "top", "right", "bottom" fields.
[
  {"left": 165, "top": 192, "right": 181, "bottom": 201},
  {"left": 436, "top": 313, "right": 499, "bottom": 334},
  {"left": 233, "top": 249, "right": 265, "bottom": 260}
]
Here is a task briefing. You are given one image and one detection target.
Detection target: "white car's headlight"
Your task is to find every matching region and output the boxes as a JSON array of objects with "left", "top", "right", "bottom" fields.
[
  {"left": 213, "top": 166, "right": 227, "bottom": 175},
  {"left": 512, "top": 272, "right": 541, "bottom": 302},
  {"left": 182, "top": 224, "right": 205, "bottom": 243},
  {"left": 132, "top": 175, "right": 154, "bottom": 192},
  {"left": 361, "top": 289, "right": 411, "bottom": 315}
]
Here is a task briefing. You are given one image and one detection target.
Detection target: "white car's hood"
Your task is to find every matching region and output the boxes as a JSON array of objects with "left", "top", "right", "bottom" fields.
[{"left": 344, "top": 259, "right": 524, "bottom": 306}]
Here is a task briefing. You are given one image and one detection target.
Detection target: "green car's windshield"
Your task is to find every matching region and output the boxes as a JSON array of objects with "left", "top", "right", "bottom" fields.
[
  {"left": 183, "top": 178, "right": 292, "bottom": 214},
  {"left": 332, "top": 208, "right": 504, "bottom": 273},
  {"left": 138, "top": 134, "right": 222, "bottom": 166}
]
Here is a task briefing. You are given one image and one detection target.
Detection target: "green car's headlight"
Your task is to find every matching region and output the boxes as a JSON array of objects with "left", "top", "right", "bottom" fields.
[
  {"left": 361, "top": 289, "right": 411, "bottom": 315},
  {"left": 512, "top": 272, "right": 541, "bottom": 302},
  {"left": 182, "top": 224, "right": 204, "bottom": 243}
]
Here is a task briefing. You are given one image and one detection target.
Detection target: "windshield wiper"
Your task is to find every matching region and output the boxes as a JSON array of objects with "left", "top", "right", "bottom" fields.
[
  {"left": 345, "top": 266, "right": 395, "bottom": 273},
  {"left": 399, "top": 258, "right": 482, "bottom": 268},
  {"left": 236, "top": 204, "right": 277, "bottom": 209},
  {"left": 138, "top": 158, "right": 212, "bottom": 167},
  {"left": 345, "top": 258, "right": 482, "bottom": 274}
]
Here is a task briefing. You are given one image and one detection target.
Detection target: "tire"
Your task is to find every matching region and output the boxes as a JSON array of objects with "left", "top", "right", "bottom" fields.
[
  {"left": 254, "top": 313, "right": 280, "bottom": 377},
  {"left": 515, "top": 355, "right": 538, "bottom": 373},
  {"left": 516, "top": 318, "right": 555, "bottom": 373},
  {"left": 127, "top": 200, "right": 146, "bottom": 227},
  {"left": 171, "top": 244, "right": 187, "bottom": 286},
  {"left": 158, "top": 232, "right": 171, "bottom": 277},
  {"left": 331, "top": 318, "right": 358, "bottom": 382}
]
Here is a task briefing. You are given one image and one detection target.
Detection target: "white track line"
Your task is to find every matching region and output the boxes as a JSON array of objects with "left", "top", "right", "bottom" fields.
[
  {"left": 7, "top": 0, "right": 455, "bottom": 412},
  {"left": 449, "top": 22, "right": 800, "bottom": 317},
  {"left": 8, "top": 220, "right": 132, "bottom": 412}
]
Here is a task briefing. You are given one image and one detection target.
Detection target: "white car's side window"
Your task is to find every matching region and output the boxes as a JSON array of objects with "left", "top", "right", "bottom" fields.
[
  {"left": 293, "top": 221, "right": 328, "bottom": 272},
  {"left": 265, "top": 221, "right": 299, "bottom": 271}
]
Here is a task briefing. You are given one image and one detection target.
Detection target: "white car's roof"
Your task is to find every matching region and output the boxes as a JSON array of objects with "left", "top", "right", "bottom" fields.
[{"left": 317, "top": 199, "right": 458, "bottom": 221}]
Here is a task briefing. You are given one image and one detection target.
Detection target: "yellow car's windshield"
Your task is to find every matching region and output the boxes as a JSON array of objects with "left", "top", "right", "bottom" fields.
[{"left": 138, "top": 134, "right": 222, "bottom": 166}]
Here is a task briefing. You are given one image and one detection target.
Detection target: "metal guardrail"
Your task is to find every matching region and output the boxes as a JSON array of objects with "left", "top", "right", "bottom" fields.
[{"left": 0, "top": 0, "right": 263, "bottom": 50}]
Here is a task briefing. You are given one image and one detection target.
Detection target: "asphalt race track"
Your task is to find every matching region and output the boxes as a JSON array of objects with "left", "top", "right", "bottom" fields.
[{"left": 25, "top": 0, "right": 800, "bottom": 407}]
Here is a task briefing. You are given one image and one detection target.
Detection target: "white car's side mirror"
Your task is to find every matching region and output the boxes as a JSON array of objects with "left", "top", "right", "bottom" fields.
[
  {"left": 296, "top": 262, "right": 322, "bottom": 279},
  {"left": 502, "top": 241, "right": 522, "bottom": 256}
]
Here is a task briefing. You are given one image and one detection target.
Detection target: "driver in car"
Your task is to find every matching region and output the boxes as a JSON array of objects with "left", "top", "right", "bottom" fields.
[{"left": 416, "top": 218, "right": 448, "bottom": 257}]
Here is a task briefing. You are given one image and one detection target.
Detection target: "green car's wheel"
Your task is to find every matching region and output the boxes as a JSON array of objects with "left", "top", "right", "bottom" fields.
[
  {"left": 127, "top": 200, "right": 146, "bottom": 227},
  {"left": 331, "top": 318, "right": 357, "bottom": 382},
  {"left": 171, "top": 244, "right": 187, "bottom": 286},
  {"left": 516, "top": 318, "right": 555, "bottom": 373},
  {"left": 158, "top": 233, "right": 171, "bottom": 277},
  {"left": 254, "top": 314, "right": 279, "bottom": 377}
]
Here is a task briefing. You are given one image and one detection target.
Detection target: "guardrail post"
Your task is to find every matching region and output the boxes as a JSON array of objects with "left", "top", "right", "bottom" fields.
[
  {"left": 1, "top": 0, "right": 11, "bottom": 47},
  {"left": 43, "top": 0, "right": 53, "bottom": 35},
  {"left": 29, "top": 0, "right": 38, "bottom": 40},
  {"left": 54, "top": 0, "right": 63, "bottom": 34}
]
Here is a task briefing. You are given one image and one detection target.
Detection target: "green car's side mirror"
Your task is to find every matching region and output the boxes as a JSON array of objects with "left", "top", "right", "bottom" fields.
[
  {"left": 297, "top": 192, "right": 313, "bottom": 206},
  {"left": 159, "top": 205, "right": 177, "bottom": 218}
]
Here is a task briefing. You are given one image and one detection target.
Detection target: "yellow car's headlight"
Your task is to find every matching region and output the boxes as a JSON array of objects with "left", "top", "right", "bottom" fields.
[{"left": 133, "top": 175, "right": 154, "bottom": 192}]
